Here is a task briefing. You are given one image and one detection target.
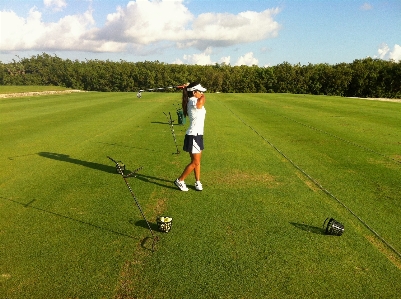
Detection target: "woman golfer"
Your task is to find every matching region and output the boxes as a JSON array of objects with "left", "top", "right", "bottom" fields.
[{"left": 174, "top": 82, "right": 207, "bottom": 191}]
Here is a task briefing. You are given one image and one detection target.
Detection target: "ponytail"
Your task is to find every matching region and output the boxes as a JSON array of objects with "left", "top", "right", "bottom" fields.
[
  {"left": 181, "top": 82, "right": 197, "bottom": 117},
  {"left": 182, "top": 88, "right": 189, "bottom": 117}
]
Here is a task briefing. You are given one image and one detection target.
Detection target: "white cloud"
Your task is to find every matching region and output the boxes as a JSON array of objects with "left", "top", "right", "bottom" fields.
[
  {"left": 0, "top": 7, "right": 108, "bottom": 52},
  {"left": 235, "top": 52, "right": 258, "bottom": 66},
  {"left": 187, "top": 8, "right": 281, "bottom": 50},
  {"left": 389, "top": 44, "right": 401, "bottom": 62},
  {"left": 377, "top": 43, "right": 390, "bottom": 59},
  {"left": 182, "top": 53, "right": 213, "bottom": 65},
  {"left": 44, "top": 0, "right": 67, "bottom": 12},
  {"left": 174, "top": 49, "right": 231, "bottom": 66},
  {"left": 92, "top": 1, "right": 281, "bottom": 50},
  {"left": 0, "top": 10, "right": 29, "bottom": 50},
  {"left": 91, "top": 0, "right": 193, "bottom": 44},
  {"left": 171, "top": 58, "right": 183, "bottom": 65},
  {"left": 377, "top": 43, "right": 401, "bottom": 62},
  {"left": 0, "top": 0, "right": 282, "bottom": 61},
  {"left": 219, "top": 56, "right": 231, "bottom": 65},
  {"left": 360, "top": 3, "right": 373, "bottom": 11},
  {"left": 181, "top": 47, "right": 214, "bottom": 65}
]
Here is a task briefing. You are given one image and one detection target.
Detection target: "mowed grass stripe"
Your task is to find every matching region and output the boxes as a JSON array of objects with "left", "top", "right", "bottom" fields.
[
  {"left": 216, "top": 93, "right": 401, "bottom": 255},
  {"left": 1, "top": 92, "right": 151, "bottom": 150},
  {"left": 0, "top": 92, "right": 176, "bottom": 298},
  {"left": 250, "top": 94, "right": 400, "bottom": 157}
]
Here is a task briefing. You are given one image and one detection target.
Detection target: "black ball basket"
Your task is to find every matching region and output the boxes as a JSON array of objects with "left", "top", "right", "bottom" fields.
[
  {"left": 116, "top": 161, "right": 125, "bottom": 174},
  {"left": 323, "top": 218, "right": 344, "bottom": 236},
  {"left": 157, "top": 216, "right": 172, "bottom": 233}
]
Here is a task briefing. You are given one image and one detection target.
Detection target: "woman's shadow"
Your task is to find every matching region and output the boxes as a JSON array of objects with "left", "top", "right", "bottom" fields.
[
  {"left": 135, "top": 173, "right": 176, "bottom": 190},
  {"left": 38, "top": 152, "right": 176, "bottom": 189}
]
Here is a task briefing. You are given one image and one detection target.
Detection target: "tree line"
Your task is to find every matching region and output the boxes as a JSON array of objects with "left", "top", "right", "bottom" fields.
[{"left": 1, "top": 53, "right": 400, "bottom": 98}]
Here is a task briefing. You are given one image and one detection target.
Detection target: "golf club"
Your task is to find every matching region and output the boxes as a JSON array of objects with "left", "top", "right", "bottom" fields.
[
  {"left": 163, "top": 111, "right": 180, "bottom": 154},
  {"left": 107, "top": 156, "right": 158, "bottom": 252}
]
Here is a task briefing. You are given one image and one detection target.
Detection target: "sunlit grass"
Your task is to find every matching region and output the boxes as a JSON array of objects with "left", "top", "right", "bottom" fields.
[{"left": 1, "top": 91, "right": 400, "bottom": 298}]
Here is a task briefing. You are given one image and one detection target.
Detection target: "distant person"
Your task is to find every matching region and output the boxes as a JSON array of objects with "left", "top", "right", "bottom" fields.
[
  {"left": 137, "top": 91, "right": 141, "bottom": 98},
  {"left": 174, "top": 82, "right": 207, "bottom": 191}
]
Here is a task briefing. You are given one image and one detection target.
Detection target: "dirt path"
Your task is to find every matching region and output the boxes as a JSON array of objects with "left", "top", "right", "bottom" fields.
[
  {"left": 348, "top": 97, "right": 401, "bottom": 103},
  {"left": 0, "top": 89, "right": 86, "bottom": 98}
]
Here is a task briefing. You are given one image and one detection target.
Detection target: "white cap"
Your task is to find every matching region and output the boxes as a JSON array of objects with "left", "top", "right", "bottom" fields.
[{"left": 187, "top": 84, "right": 206, "bottom": 92}]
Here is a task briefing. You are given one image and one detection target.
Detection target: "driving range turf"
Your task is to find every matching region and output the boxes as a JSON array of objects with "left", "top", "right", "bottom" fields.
[{"left": 1, "top": 89, "right": 400, "bottom": 298}]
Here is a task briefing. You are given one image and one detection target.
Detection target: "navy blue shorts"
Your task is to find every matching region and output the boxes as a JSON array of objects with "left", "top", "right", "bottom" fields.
[{"left": 183, "top": 135, "right": 204, "bottom": 153}]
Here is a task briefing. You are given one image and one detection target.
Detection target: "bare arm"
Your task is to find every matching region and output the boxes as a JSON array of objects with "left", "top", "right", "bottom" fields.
[{"left": 196, "top": 94, "right": 205, "bottom": 109}]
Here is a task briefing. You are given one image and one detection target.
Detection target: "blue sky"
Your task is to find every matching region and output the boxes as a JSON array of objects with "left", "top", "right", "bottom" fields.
[{"left": 1, "top": 0, "right": 400, "bottom": 66}]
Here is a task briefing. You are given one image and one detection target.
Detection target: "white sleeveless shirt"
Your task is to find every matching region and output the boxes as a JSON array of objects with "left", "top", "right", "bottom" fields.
[{"left": 186, "top": 96, "right": 206, "bottom": 135}]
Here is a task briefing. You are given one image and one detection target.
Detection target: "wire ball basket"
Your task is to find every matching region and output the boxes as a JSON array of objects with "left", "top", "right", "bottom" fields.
[
  {"left": 157, "top": 216, "right": 173, "bottom": 233},
  {"left": 323, "top": 218, "right": 344, "bottom": 236},
  {"left": 115, "top": 161, "right": 125, "bottom": 174}
]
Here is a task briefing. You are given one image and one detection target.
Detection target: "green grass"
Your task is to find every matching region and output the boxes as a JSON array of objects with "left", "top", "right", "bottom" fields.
[{"left": 1, "top": 91, "right": 400, "bottom": 298}]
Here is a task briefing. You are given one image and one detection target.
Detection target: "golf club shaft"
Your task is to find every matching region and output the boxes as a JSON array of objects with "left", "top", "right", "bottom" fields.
[
  {"left": 107, "top": 155, "right": 118, "bottom": 164},
  {"left": 123, "top": 177, "right": 154, "bottom": 235},
  {"left": 164, "top": 112, "right": 180, "bottom": 153},
  {"left": 168, "top": 112, "right": 180, "bottom": 153},
  {"left": 122, "top": 176, "right": 157, "bottom": 252},
  {"left": 123, "top": 166, "right": 143, "bottom": 178},
  {"left": 108, "top": 156, "right": 157, "bottom": 251}
]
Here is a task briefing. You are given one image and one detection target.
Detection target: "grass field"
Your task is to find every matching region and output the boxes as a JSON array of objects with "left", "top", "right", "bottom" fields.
[{"left": 1, "top": 88, "right": 400, "bottom": 298}]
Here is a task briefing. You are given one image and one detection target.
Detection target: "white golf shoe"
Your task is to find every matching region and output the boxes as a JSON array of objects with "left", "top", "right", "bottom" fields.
[
  {"left": 195, "top": 181, "right": 203, "bottom": 191},
  {"left": 174, "top": 179, "right": 189, "bottom": 191}
]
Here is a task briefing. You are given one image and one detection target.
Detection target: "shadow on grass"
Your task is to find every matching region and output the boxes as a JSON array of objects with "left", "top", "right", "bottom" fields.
[
  {"left": 152, "top": 120, "right": 185, "bottom": 128},
  {"left": 1, "top": 196, "right": 135, "bottom": 239},
  {"left": 130, "top": 219, "right": 161, "bottom": 252},
  {"left": 151, "top": 121, "right": 169, "bottom": 125},
  {"left": 290, "top": 222, "right": 326, "bottom": 235},
  {"left": 38, "top": 152, "right": 116, "bottom": 174},
  {"left": 135, "top": 173, "right": 177, "bottom": 190},
  {"left": 38, "top": 152, "right": 175, "bottom": 190},
  {"left": 133, "top": 219, "right": 159, "bottom": 231},
  {"left": 8, "top": 153, "right": 38, "bottom": 160}
]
